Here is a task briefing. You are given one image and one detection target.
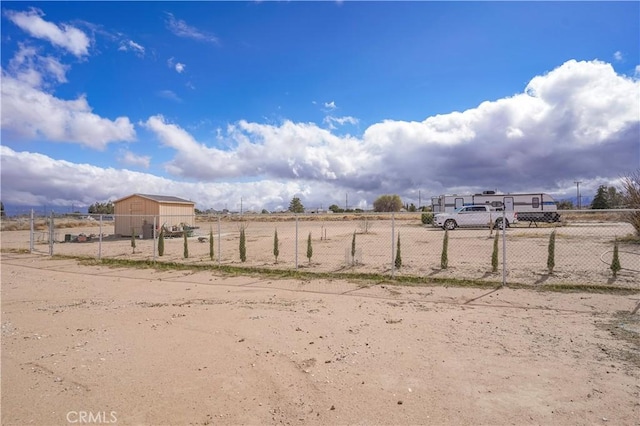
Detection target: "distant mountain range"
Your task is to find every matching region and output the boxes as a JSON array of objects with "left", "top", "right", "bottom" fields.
[
  {"left": 3, "top": 196, "right": 598, "bottom": 217},
  {"left": 2, "top": 205, "right": 88, "bottom": 217}
]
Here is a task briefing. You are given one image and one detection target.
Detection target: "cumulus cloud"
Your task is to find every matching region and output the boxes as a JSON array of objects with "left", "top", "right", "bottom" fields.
[
  {"left": 2, "top": 59, "right": 638, "bottom": 211},
  {"left": 0, "top": 145, "right": 321, "bottom": 212},
  {"left": 613, "top": 51, "right": 623, "bottom": 62},
  {"left": 141, "top": 60, "right": 638, "bottom": 199},
  {"left": 324, "top": 115, "right": 359, "bottom": 129},
  {"left": 143, "top": 115, "right": 371, "bottom": 185},
  {"left": 165, "top": 12, "right": 219, "bottom": 44},
  {"left": 4, "top": 8, "right": 90, "bottom": 57},
  {"left": 7, "top": 44, "right": 69, "bottom": 87},
  {"left": 1, "top": 47, "right": 136, "bottom": 150},
  {"left": 119, "top": 150, "right": 151, "bottom": 169}
]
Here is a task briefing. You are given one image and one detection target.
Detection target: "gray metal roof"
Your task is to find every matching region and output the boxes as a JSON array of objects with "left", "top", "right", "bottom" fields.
[{"left": 115, "top": 193, "right": 195, "bottom": 204}]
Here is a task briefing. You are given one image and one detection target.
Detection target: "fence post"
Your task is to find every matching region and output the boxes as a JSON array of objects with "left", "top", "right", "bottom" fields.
[
  {"left": 501, "top": 209, "right": 507, "bottom": 287},
  {"left": 30, "top": 209, "right": 34, "bottom": 253},
  {"left": 98, "top": 215, "right": 103, "bottom": 260},
  {"left": 295, "top": 215, "right": 299, "bottom": 271},
  {"left": 153, "top": 216, "right": 157, "bottom": 262},
  {"left": 391, "top": 212, "right": 396, "bottom": 278},
  {"left": 49, "top": 212, "right": 54, "bottom": 256},
  {"left": 217, "top": 214, "right": 221, "bottom": 265}
]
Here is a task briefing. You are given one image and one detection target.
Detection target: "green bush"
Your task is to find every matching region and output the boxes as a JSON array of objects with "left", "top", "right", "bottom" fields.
[{"left": 421, "top": 212, "right": 434, "bottom": 225}]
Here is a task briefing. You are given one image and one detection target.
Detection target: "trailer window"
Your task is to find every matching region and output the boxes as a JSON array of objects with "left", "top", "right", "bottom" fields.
[{"left": 532, "top": 197, "right": 540, "bottom": 209}]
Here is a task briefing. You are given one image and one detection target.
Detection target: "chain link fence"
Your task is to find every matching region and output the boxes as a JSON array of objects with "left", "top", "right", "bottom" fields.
[{"left": 2, "top": 210, "right": 639, "bottom": 289}]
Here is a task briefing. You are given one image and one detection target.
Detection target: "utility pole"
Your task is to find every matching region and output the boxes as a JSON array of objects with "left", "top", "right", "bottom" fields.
[
  {"left": 345, "top": 193, "right": 348, "bottom": 212},
  {"left": 418, "top": 191, "right": 421, "bottom": 210},
  {"left": 574, "top": 181, "right": 582, "bottom": 209}
]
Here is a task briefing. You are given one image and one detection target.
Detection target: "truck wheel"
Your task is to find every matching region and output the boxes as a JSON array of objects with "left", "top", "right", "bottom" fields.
[
  {"left": 494, "top": 218, "right": 509, "bottom": 230},
  {"left": 444, "top": 220, "right": 456, "bottom": 230}
]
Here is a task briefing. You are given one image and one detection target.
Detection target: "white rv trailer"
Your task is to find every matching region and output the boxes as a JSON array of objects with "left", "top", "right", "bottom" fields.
[{"left": 431, "top": 191, "right": 560, "bottom": 223}]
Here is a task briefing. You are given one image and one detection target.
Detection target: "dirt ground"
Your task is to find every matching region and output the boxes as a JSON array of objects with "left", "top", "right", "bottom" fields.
[{"left": 1, "top": 253, "right": 639, "bottom": 425}]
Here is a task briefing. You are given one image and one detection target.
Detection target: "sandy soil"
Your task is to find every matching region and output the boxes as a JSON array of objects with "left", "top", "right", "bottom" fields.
[{"left": 1, "top": 253, "right": 639, "bottom": 425}]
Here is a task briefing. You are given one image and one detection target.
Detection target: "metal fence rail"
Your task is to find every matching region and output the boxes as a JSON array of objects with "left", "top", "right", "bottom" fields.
[{"left": 2, "top": 210, "right": 639, "bottom": 289}]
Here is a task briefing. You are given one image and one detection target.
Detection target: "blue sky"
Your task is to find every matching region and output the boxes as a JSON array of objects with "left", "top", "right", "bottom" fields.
[{"left": 1, "top": 1, "right": 639, "bottom": 213}]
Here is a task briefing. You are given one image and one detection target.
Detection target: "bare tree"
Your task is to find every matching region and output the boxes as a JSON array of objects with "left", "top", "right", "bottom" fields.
[{"left": 621, "top": 169, "right": 640, "bottom": 236}]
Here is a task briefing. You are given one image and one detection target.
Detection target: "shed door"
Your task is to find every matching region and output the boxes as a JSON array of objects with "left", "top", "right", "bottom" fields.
[{"left": 130, "top": 201, "right": 143, "bottom": 235}]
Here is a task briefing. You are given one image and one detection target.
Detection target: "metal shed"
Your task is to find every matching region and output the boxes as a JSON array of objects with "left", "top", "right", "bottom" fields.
[{"left": 113, "top": 194, "right": 195, "bottom": 237}]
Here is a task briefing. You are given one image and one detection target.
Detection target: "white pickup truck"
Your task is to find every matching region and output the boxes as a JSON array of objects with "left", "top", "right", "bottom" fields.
[{"left": 433, "top": 205, "right": 517, "bottom": 230}]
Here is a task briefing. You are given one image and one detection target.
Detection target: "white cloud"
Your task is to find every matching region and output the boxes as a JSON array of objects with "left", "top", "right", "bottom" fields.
[
  {"left": 613, "top": 51, "right": 623, "bottom": 62},
  {"left": 142, "top": 59, "right": 638, "bottom": 197},
  {"left": 167, "top": 57, "right": 185, "bottom": 73},
  {"left": 2, "top": 59, "right": 638, "bottom": 211},
  {"left": 4, "top": 8, "right": 90, "bottom": 57},
  {"left": 1, "top": 45, "right": 135, "bottom": 150},
  {"left": 165, "top": 12, "right": 219, "bottom": 44},
  {"left": 1, "top": 72, "right": 135, "bottom": 149},
  {"left": 324, "top": 101, "right": 337, "bottom": 110},
  {"left": 8, "top": 44, "right": 68, "bottom": 87},
  {"left": 119, "top": 150, "right": 151, "bottom": 169},
  {"left": 118, "top": 40, "right": 145, "bottom": 56},
  {"left": 0, "top": 145, "right": 319, "bottom": 212},
  {"left": 323, "top": 115, "right": 359, "bottom": 129}
]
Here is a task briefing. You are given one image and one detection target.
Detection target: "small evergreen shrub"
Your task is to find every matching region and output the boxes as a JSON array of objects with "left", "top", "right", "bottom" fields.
[
  {"left": 441, "top": 230, "right": 449, "bottom": 269},
  {"left": 131, "top": 228, "right": 136, "bottom": 254},
  {"left": 209, "top": 228, "right": 214, "bottom": 261},
  {"left": 395, "top": 233, "right": 402, "bottom": 268},
  {"left": 307, "top": 232, "right": 313, "bottom": 264},
  {"left": 183, "top": 232, "right": 189, "bottom": 259},
  {"left": 610, "top": 238, "right": 621, "bottom": 277},
  {"left": 273, "top": 228, "right": 279, "bottom": 263},
  {"left": 239, "top": 228, "right": 247, "bottom": 262},
  {"left": 351, "top": 231, "right": 357, "bottom": 265},
  {"left": 158, "top": 227, "right": 164, "bottom": 256},
  {"left": 492, "top": 231, "right": 499, "bottom": 273},
  {"left": 547, "top": 230, "right": 556, "bottom": 274}
]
